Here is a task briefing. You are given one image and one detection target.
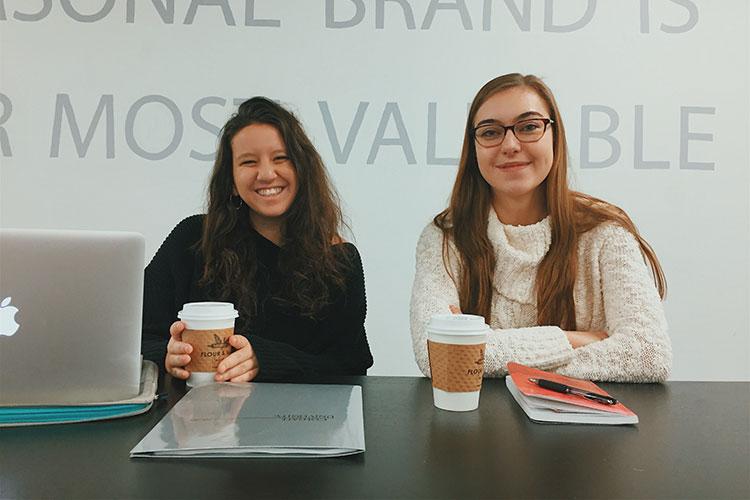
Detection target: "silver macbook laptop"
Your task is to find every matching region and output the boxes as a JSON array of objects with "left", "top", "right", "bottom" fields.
[{"left": 0, "top": 228, "right": 144, "bottom": 405}]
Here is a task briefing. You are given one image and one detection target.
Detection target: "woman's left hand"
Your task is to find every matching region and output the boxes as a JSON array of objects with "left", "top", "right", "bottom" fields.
[{"left": 215, "top": 335, "right": 259, "bottom": 382}]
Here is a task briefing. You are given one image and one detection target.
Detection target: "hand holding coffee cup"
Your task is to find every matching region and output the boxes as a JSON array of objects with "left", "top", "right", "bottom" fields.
[
  {"left": 166, "top": 323, "right": 259, "bottom": 384},
  {"left": 165, "top": 321, "right": 193, "bottom": 380},
  {"left": 214, "top": 334, "right": 259, "bottom": 383},
  {"left": 169, "top": 302, "right": 248, "bottom": 387}
]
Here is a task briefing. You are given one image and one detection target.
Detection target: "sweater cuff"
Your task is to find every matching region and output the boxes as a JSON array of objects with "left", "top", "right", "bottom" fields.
[
  {"left": 141, "top": 338, "right": 167, "bottom": 372},
  {"left": 485, "top": 325, "right": 573, "bottom": 376}
]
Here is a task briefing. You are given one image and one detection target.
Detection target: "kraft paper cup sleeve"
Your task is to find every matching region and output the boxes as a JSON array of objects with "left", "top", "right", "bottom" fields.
[
  {"left": 427, "top": 340, "right": 485, "bottom": 392},
  {"left": 183, "top": 328, "right": 234, "bottom": 372}
]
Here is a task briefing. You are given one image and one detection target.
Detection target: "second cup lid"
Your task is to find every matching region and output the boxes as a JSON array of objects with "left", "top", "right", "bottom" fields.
[{"left": 427, "top": 313, "right": 489, "bottom": 334}]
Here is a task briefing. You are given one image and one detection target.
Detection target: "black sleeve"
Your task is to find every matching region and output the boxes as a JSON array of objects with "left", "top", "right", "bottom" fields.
[
  {"left": 140, "top": 215, "right": 203, "bottom": 369},
  {"left": 250, "top": 243, "right": 374, "bottom": 381}
]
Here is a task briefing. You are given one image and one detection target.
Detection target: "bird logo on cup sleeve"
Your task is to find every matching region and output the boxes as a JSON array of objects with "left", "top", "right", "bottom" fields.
[{"left": 208, "top": 334, "right": 230, "bottom": 349}]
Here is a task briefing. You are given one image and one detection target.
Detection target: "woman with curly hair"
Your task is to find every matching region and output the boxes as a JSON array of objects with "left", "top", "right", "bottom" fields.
[{"left": 142, "top": 97, "right": 373, "bottom": 382}]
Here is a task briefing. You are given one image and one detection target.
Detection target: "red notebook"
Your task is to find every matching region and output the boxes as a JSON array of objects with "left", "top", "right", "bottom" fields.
[{"left": 506, "top": 362, "right": 638, "bottom": 425}]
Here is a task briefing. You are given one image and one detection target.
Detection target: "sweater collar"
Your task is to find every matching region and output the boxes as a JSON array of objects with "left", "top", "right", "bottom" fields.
[
  {"left": 487, "top": 210, "right": 552, "bottom": 305},
  {"left": 252, "top": 228, "right": 281, "bottom": 264}
]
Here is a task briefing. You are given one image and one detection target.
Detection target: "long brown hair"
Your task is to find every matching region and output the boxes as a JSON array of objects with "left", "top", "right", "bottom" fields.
[
  {"left": 435, "top": 74, "right": 666, "bottom": 330},
  {"left": 200, "top": 97, "right": 350, "bottom": 324}
]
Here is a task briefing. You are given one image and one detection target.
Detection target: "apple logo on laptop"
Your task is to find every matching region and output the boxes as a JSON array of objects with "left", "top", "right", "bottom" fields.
[{"left": 0, "top": 297, "right": 20, "bottom": 336}]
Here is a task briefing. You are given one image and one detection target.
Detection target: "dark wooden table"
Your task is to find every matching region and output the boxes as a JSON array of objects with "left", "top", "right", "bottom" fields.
[{"left": 2, "top": 376, "right": 749, "bottom": 499}]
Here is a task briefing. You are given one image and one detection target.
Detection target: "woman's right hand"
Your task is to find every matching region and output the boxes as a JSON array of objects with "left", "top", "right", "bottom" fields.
[
  {"left": 565, "top": 330, "right": 609, "bottom": 349},
  {"left": 165, "top": 320, "right": 192, "bottom": 379}
]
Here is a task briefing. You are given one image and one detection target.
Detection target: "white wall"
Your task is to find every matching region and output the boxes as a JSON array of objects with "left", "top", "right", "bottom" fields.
[{"left": 1, "top": 0, "right": 748, "bottom": 380}]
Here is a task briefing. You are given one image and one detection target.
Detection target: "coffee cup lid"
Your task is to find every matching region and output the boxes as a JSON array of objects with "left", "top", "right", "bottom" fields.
[
  {"left": 427, "top": 314, "right": 490, "bottom": 334},
  {"left": 178, "top": 302, "right": 239, "bottom": 320}
]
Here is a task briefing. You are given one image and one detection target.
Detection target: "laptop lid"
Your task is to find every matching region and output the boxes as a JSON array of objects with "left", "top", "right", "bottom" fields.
[{"left": 0, "top": 228, "right": 144, "bottom": 405}]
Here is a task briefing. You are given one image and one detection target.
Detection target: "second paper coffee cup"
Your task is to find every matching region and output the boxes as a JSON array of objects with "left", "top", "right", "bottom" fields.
[
  {"left": 427, "top": 314, "right": 489, "bottom": 411},
  {"left": 177, "top": 302, "right": 239, "bottom": 387}
]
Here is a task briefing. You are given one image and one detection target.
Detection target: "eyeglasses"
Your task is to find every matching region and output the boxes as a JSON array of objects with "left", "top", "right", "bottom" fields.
[{"left": 472, "top": 118, "right": 554, "bottom": 147}]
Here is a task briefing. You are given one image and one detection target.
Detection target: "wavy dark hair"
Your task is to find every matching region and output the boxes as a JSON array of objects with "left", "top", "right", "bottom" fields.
[
  {"left": 435, "top": 74, "right": 666, "bottom": 330},
  {"left": 199, "top": 97, "right": 350, "bottom": 325}
]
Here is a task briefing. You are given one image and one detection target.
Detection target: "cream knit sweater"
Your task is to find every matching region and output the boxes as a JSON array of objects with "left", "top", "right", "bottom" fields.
[{"left": 410, "top": 212, "right": 672, "bottom": 382}]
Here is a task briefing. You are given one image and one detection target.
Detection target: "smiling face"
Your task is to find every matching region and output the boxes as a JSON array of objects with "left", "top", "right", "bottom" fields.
[
  {"left": 473, "top": 86, "right": 554, "bottom": 212},
  {"left": 231, "top": 123, "right": 298, "bottom": 231}
]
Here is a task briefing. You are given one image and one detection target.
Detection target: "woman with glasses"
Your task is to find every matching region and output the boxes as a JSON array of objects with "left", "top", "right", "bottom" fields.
[{"left": 410, "top": 73, "right": 671, "bottom": 382}]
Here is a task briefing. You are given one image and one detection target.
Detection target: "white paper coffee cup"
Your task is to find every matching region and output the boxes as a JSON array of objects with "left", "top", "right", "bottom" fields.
[
  {"left": 427, "top": 314, "right": 489, "bottom": 411},
  {"left": 177, "top": 302, "right": 239, "bottom": 387}
]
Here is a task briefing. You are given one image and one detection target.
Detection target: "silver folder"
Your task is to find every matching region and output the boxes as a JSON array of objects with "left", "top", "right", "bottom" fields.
[{"left": 130, "top": 382, "right": 365, "bottom": 458}]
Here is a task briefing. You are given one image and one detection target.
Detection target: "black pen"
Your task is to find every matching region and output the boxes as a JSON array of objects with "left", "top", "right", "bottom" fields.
[{"left": 528, "top": 378, "right": 618, "bottom": 405}]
